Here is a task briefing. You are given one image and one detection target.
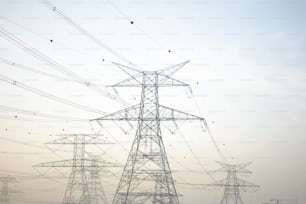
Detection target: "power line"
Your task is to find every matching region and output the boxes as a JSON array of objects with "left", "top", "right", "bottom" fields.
[
  {"left": 0, "top": 114, "right": 56, "bottom": 123},
  {"left": 0, "top": 57, "right": 69, "bottom": 81},
  {"left": 0, "top": 25, "right": 129, "bottom": 106},
  {"left": 0, "top": 25, "right": 85, "bottom": 84},
  {"left": 10, "top": 198, "right": 61, "bottom": 204},
  {"left": 0, "top": 136, "right": 47, "bottom": 150},
  {"left": 190, "top": 88, "right": 228, "bottom": 163},
  {"left": 0, "top": 105, "right": 89, "bottom": 122},
  {"left": 41, "top": 0, "right": 134, "bottom": 66},
  {"left": 177, "top": 130, "right": 216, "bottom": 182},
  {"left": 0, "top": 73, "right": 106, "bottom": 114},
  {"left": 0, "top": 151, "right": 47, "bottom": 155},
  {"left": 106, "top": 0, "right": 181, "bottom": 58},
  {"left": 0, "top": 17, "right": 105, "bottom": 62}
]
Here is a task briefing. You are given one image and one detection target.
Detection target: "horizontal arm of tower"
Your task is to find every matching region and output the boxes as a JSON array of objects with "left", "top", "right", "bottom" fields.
[
  {"left": 236, "top": 178, "right": 260, "bottom": 191},
  {"left": 158, "top": 105, "right": 204, "bottom": 121},
  {"left": 91, "top": 104, "right": 140, "bottom": 121},
  {"left": 34, "top": 159, "right": 121, "bottom": 168},
  {"left": 157, "top": 74, "right": 190, "bottom": 87},
  {"left": 213, "top": 161, "right": 253, "bottom": 174},
  {"left": 235, "top": 162, "right": 253, "bottom": 173},
  {"left": 205, "top": 178, "right": 227, "bottom": 188},
  {"left": 157, "top": 60, "right": 190, "bottom": 77},
  {"left": 206, "top": 178, "right": 259, "bottom": 191},
  {"left": 110, "top": 73, "right": 190, "bottom": 88},
  {"left": 111, "top": 72, "right": 143, "bottom": 87},
  {"left": 45, "top": 134, "right": 113, "bottom": 145},
  {"left": 91, "top": 104, "right": 205, "bottom": 122},
  {"left": 111, "top": 61, "right": 190, "bottom": 88},
  {"left": 215, "top": 161, "right": 252, "bottom": 172},
  {"left": 112, "top": 62, "right": 142, "bottom": 78},
  {"left": 116, "top": 192, "right": 179, "bottom": 197}
]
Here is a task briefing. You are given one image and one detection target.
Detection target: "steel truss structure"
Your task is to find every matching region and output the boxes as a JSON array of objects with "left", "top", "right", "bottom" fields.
[
  {"left": 0, "top": 176, "right": 20, "bottom": 204},
  {"left": 34, "top": 134, "right": 119, "bottom": 204},
  {"left": 208, "top": 161, "right": 259, "bottom": 204},
  {"left": 93, "top": 61, "right": 206, "bottom": 204}
]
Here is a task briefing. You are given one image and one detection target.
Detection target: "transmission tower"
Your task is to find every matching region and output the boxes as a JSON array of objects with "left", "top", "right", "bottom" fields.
[
  {"left": 0, "top": 176, "right": 20, "bottom": 204},
  {"left": 207, "top": 161, "right": 259, "bottom": 204},
  {"left": 92, "top": 61, "right": 206, "bottom": 204},
  {"left": 34, "top": 134, "right": 119, "bottom": 204}
]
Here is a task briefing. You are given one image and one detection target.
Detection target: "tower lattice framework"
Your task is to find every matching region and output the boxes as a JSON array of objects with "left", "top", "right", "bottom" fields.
[
  {"left": 93, "top": 61, "right": 206, "bottom": 204},
  {"left": 0, "top": 176, "right": 20, "bottom": 204},
  {"left": 87, "top": 155, "right": 109, "bottom": 204},
  {"left": 207, "top": 161, "right": 259, "bottom": 204},
  {"left": 34, "top": 134, "right": 118, "bottom": 204}
]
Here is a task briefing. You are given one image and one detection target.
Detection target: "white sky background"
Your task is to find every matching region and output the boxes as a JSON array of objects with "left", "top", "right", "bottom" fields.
[{"left": 0, "top": 0, "right": 306, "bottom": 203}]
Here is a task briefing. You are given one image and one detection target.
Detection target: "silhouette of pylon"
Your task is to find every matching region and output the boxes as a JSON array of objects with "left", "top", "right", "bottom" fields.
[
  {"left": 0, "top": 176, "right": 21, "bottom": 204},
  {"left": 207, "top": 161, "right": 259, "bottom": 204},
  {"left": 34, "top": 134, "right": 119, "bottom": 204},
  {"left": 92, "top": 61, "right": 206, "bottom": 204}
]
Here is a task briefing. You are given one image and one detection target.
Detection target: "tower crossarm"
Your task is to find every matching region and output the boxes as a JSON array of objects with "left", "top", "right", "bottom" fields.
[
  {"left": 92, "top": 104, "right": 204, "bottom": 122},
  {"left": 34, "top": 159, "right": 120, "bottom": 168},
  {"left": 46, "top": 134, "right": 112, "bottom": 145},
  {"left": 205, "top": 178, "right": 227, "bottom": 187},
  {"left": 158, "top": 105, "right": 204, "bottom": 121},
  {"left": 111, "top": 73, "right": 189, "bottom": 88},
  {"left": 213, "top": 161, "right": 253, "bottom": 174},
  {"left": 91, "top": 104, "right": 140, "bottom": 121},
  {"left": 157, "top": 61, "right": 190, "bottom": 77},
  {"left": 110, "top": 61, "right": 190, "bottom": 88},
  {"left": 206, "top": 178, "right": 259, "bottom": 189},
  {"left": 236, "top": 178, "right": 260, "bottom": 191},
  {"left": 117, "top": 192, "right": 179, "bottom": 197}
]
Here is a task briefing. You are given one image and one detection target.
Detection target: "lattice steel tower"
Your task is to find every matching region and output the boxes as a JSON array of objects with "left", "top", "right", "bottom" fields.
[
  {"left": 93, "top": 61, "right": 205, "bottom": 204},
  {"left": 34, "top": 134, "right": 118, "bottom": 204},
  {"left": 207, "top": 161, "right": 259, "bottom": 204},
  {"left": 0, "top": 176, "right": 20, "bottom": 204}
]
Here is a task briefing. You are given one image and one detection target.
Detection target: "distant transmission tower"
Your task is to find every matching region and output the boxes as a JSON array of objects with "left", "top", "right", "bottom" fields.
[
  {"left": 0, "top": 176, "right": 20, "bottom": 204},
  {"left": 207, "top": 161, "right": 259, "bottom": 204},
  {"left": 34, "top": 134, "right": 119, "bottom": 204},
  {"left": 92, "top": 61, "right": 205, "bottom": 204}
]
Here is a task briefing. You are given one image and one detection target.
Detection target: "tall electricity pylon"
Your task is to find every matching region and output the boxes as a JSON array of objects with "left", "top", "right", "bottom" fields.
[
  {"left": 0, "top": 176, "right": 20, "bottom": 204},
  {"left": 207, "top": 161, "right": 259, "bottom": 204},
  {"left": 92, "top": 61, "right": 206, "bottom": 204},
  {"left": 34, "top": 134, "right": 119, "bottom": 204}
]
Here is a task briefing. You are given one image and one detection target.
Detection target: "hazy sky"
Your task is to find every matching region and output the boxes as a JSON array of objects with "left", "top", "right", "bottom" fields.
[{"left": 0, "top": 0, "right": 305, "bottom": 203}]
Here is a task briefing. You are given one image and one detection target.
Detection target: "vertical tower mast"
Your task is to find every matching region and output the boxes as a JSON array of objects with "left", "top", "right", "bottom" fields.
[
  {"left": 0, "top": 176, "right": 19, "bottom": 204},
  {"left": 64, "top": 134, "right": 90, "bottom": 204},
  {"left": 87, "top": 155, "right": 109, "bottom": 204},
  {"left": 93, "top": 61, "right": 206, "bottom": 204}
]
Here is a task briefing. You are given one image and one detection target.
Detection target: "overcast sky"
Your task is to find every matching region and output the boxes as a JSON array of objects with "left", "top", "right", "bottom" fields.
[{"left": 0, "top": 0, "right": 305, "bottom": 203}]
